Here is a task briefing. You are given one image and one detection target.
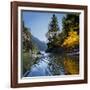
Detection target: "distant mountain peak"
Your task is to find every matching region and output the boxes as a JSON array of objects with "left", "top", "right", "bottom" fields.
[{"left": 31, "top": 35, "right": 47, "bottom": 51}]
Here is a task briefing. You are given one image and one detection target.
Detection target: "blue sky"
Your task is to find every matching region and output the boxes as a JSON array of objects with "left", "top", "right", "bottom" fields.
[{"left": 22, "top": 11, "right": 66, "bottom": 42}]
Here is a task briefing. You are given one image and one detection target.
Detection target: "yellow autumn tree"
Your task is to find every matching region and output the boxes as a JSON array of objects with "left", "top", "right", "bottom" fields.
[{"left": 61, "top": 30, "right": 79, "bottom": 48}]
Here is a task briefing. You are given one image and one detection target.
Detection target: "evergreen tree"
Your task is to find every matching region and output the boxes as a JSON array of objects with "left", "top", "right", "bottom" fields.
[
  {"left": 62, "top": 13, "right": 79, "bottom": 36},
  {"left": 48, "top": 14, "right": 60, "bottom": 32},
  {"left": 46, "top": 14, "right": 60, "bottom": 50}
]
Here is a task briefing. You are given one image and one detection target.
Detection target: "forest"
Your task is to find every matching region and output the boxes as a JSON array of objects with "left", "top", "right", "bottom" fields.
[{"left": 46, "top": 14, "right": 79, "bottom": 53}]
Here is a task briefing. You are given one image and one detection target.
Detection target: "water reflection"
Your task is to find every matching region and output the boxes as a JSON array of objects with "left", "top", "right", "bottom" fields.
[
  {"left": 24, "top": 52, "right": 79, "bottom": 77},
  {"left": 63, "top": 55, "right": 79, "bottom": 75},
  {"left": 48, "top": 53, "right": 79, "bottom": 75}
]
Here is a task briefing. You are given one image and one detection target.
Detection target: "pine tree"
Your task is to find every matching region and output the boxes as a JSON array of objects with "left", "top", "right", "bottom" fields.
[
  {"left": 62, "top": 13, "right": 79, "bottom": 36},
  {"left": 48, "top": 14, "right": 59, "bottom": 32},
  {"left": 46, "top": 14, "right": 60, "bottom": 51}
]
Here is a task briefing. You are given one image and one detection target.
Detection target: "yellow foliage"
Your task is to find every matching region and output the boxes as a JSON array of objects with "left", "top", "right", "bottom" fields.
[
  {"left": 61, "top": 31, "right": 79, "bottom": 48},
  {"left": 64, "top": 57, "right": 79, "bottom": 75}
]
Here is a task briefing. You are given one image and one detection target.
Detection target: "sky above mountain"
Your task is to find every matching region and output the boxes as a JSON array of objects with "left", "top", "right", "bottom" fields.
[{"left": 22, "top": 11, "right": 66, "bottom": 42}]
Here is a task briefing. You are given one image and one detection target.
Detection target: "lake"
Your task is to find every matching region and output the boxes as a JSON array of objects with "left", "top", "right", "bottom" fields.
[{"left": 23, "top": 51, "right": 79, "bottom": 77}]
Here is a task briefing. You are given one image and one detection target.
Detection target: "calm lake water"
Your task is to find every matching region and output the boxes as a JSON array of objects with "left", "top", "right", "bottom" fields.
[{"left": 23, "top": 51, "right": 79, "bottom": 77}]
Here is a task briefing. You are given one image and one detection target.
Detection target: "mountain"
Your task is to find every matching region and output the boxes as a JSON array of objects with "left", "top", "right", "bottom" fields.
[{"left": 31, "top": 35, "right": 47, "bottom": 51}]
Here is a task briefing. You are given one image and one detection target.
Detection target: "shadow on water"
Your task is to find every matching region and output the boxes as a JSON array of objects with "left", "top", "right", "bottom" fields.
[{"left": 23, "top": 52, "right": 79, "bottom": 77}]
